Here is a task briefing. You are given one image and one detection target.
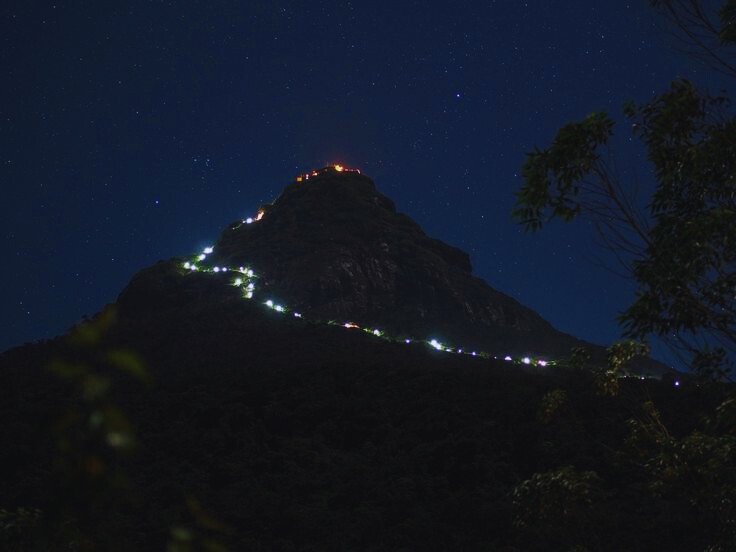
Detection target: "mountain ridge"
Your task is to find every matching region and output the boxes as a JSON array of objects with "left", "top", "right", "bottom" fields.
[{"left": 115, "top": 165, "right": 667, "bottom": 375}]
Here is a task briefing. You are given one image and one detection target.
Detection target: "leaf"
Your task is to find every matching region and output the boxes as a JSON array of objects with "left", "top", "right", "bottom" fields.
[{"left": 106, "top": 349, "right": 151, "bottom": 383}]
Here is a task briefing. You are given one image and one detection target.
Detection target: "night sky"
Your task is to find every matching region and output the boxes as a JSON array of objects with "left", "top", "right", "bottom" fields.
[{"left": 1, "top": 2, "right": 728, "bottom": 359}]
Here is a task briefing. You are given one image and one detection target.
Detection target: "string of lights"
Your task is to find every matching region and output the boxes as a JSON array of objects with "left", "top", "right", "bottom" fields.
[
  {"left": 180, "top": 170, "right": 554, "bottom": 368},
  {"left": 178, "top": 165, "right": 678, "bottom": 385}
]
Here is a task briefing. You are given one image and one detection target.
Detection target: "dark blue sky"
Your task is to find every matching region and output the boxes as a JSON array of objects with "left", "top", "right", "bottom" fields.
[{"left": 0, "top": 2, "right": 725, "bottom": 359}]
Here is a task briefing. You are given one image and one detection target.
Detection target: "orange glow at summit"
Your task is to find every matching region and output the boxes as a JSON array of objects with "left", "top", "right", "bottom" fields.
[{"left": 295, "top": 164, "right": 361, "bottom": 182}]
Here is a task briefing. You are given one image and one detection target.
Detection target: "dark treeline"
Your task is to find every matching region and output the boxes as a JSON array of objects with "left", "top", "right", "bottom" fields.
[{"left": 0, "top": 297, "right": 731, "bottom": 551}]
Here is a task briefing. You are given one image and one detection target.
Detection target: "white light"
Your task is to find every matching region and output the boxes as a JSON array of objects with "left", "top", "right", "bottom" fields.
[
  {"left": 246, "top": 217, "right": 253, "bottom": 224},
  {"left": 180, "top": 240, "right": 566, "bottom": 369},
  {"left": 675, "top": 380, "right": 680, "bottom": 387}
]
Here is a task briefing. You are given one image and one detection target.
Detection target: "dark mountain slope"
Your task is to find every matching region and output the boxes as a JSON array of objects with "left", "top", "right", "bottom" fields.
[{"left": 0, "top": 292, "right": 706, "bottom": 551}]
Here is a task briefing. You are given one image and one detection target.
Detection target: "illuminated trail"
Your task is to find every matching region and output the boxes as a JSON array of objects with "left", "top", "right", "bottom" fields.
[
  {"left": 177, "top": 165, "right": 675, "bottom": 383},
  {"left": 179, "top": 165, "right": 553, "bottom": 368},
  {"left": 182, "top": 245, "right": 551, "bottom": 366}
]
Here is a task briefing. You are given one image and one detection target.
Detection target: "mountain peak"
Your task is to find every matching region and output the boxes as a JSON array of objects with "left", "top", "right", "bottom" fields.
[{"left": 116, "top": 167, "right": 669, "bottom": 375}]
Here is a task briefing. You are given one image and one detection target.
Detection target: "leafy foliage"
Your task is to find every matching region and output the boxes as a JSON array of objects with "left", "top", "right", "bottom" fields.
[
  {"left": 627, "top": 399, "right": 736, "bottom": 550},
  {"left": 517, "top": 0, "right": 736, "bottom": 378},
  {"left": 516, "top": 78, "right": 736, "bottom": 377},
  {"left": 623, "top": 82, "right": 736, "bottom": 367},
  {"left": 537, "top": 388, "right": 568, "bottom": 424},
  {"left": 513, "top": 4, "right": 736, "bottom": 550},
  {"left": 513, "top": 466, "right": 603, "bottom": 549},
  {"left": 514, "top": 112, "right": 615, "bottom": 230}
]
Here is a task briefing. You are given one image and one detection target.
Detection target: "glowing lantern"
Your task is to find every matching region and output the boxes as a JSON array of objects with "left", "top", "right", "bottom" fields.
[
  {"left": 198, "top": 254, "right": 206, "bottom": 261},
  {"left": 504, "top": 356, "right": 512, "bottom": 361},
  {"left": 213, "top": 267, "right": 220, "bottom": 273},
  {"left": 294, "top": 312, "right": 302, "bottom": 318},
  {"left": 538, "top": 360, "right": 548, "bottom": 367},
  {"left": 430, "top": 339, "right": 443, "bottom": 350},
  {"left": 245, "top": 291, "right": 253, "bottom": 299},
  {"left": 222, "top": 267, "right": 228, "bottom": 272},
  {"left": 372, "top": 329, "right": 381, "bottom": 336},
  {"left": 265, "top": 300, "right": 274, "bottom": 308},
  {"left": 246, "top": 217, "right": 253, "bottom": 224},
  {"left": 183, "top": 262, "right": 191, "bottom": 269},
  {"left": 405, "top": 339, "right": 411, "bottom": 344},
  {"left": 334, "top": 164, "right": 344, "bottom": 172},
  {"left": 255, "top": 210, "right": 265, "bottom": 221},
  {"left": 247, "top": 269, "right": 254, "bottom": 277},
  {"left": 233, "top": 278, "right": 242, "bottom": 286},
  {"left": 472, "top": 352, "right": 477, "bottom": 356},
  {"left": 522, "top": 357, "right": 531, "bottom": 365},
  {"left": 296, "top": 176, "right": 303, "bottom": 182},
  {"left": 675, "top": 380, "right": 680, "bottom": 387},
  {"left": 190, "top": 265, "right": 198, "bottom": 271},
  {"left": 204, "top": 247, "right": 214, "bottom": 254},
  {"left": 344, "top": 322, "right": 360, "bottom": 329},
  {"left": 275, "top": 305, "right": 285, "bottom": 312}
]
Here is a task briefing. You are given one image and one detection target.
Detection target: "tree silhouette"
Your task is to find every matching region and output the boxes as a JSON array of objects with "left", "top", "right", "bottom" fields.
[{"left": 515, "top": 1, "right": 736, "bottom": 379}]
